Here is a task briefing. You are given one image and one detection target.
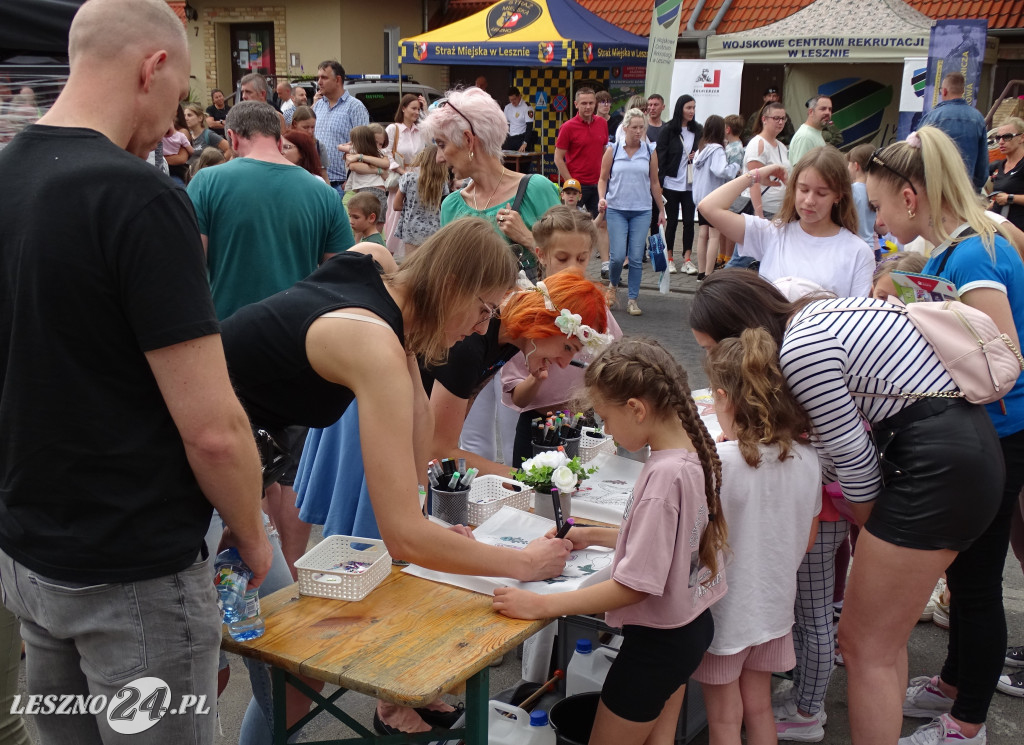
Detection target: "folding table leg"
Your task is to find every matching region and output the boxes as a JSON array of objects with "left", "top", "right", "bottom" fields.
[{"left": 463, "top": 666, "right": 490, "bottom": 745}]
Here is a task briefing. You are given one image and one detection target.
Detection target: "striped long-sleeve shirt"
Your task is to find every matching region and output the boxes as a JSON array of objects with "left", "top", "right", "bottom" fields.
[{"left": 780, "top": 297, "right": 957, "bottom": 502}]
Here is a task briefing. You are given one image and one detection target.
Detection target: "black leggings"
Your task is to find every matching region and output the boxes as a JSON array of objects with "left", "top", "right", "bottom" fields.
[
  {"left": 663, "top": 188, "right": 694, "bottom": 259},
  {"left": 941, "top": 427, "right": 1024, "bottom": 723}
]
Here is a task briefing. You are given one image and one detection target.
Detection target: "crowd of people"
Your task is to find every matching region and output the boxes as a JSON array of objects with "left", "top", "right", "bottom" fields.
[{"left": 2, "top": 2, "right": 1024, "bottom": 745}]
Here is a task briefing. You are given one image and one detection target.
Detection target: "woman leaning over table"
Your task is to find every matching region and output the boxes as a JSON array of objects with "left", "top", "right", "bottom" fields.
[
  {"left": 865, "top": 126, "right": 1024, "bottom": 745},
  {"left": 690, "top": 268, "right": 1005, "bottom": 745},
  {"left": 384, "top": 93, "right": 426, "bottom": 255},
  {"left": 297, "top": 88, "right": 561, "bottom": 573},
  {"left": 222, "top": 220, "right": 574, "bottom": 745},
  {"left": 599, "top": 107, "right": 666, "bottom": 317}
]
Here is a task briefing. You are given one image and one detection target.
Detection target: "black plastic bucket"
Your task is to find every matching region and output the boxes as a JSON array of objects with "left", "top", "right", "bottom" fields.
[{"left": 549, "top": 692, "right": 600, "bottom": 745}]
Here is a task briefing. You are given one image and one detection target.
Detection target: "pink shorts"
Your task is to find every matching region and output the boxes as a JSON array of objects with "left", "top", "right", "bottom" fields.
[{"left": 691, "top": 632, "right": 795, "bottom": 685}]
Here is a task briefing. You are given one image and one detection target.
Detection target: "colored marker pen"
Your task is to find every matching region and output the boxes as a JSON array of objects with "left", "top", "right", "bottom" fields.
[
  {"left": 462, "top": 467, "right": 479, "bottom": 488},
  {"left": 457, "top": 457, "right": 466, "bottom": 474},
  {"left": 448, "top": 472, "right": 462, "bottom": 490},
  {"left": 555, "top": 517, "right": 575, "bottom": 539},
  {"left": 427, "top": 471, "right": 439, "bottom": 488},
  {"left": 551, "top": 487, "right": 564, "bottom": 530}
]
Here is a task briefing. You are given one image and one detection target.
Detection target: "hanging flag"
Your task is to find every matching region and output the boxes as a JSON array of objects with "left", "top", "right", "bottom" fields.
[
  {"left": 646, "top": 0, "right": 683, "bottom": 100},
  {"left": 923, "top": 19, "right": 988, "bottom": 112}
]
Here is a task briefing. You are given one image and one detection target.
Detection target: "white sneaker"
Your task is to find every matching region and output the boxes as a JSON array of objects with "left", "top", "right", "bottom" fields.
[
  {"left": 903, "top": 675, "right": 954, "bottom": 718},
  {"left": 773, "top": 698, "right": 826, "bottom": 742},
  {"left": 921, "top": 578, "right": 946, "bottom": 623},
  {"left": 898, "top": 713, "right": 986, "bottom": 745},
  {"left": 683, "top": 259, "right": 698, "bottom": 274},
  {"left": 667, "top": 261, "right": 677, "bottom": 273},
  {"left": 627, "top": 299, "right": 642, "bottom": 316}
]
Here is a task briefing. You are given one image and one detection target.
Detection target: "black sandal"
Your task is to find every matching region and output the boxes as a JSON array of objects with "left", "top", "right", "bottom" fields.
[{"left": 414, "top": 702, "right": 465, "bottom": 729}]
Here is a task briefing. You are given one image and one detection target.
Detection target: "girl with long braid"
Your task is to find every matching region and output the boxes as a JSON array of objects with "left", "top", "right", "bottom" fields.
[{"left": 494, "top": 338, "right": 728, "bottom": 745}]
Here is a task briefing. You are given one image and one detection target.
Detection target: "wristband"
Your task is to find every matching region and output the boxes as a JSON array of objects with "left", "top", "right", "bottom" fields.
[
  {"left": 1011, "top": 195, "right": 1016, "bottom": 205},
  {"left": 358, "top": 153, "right": 364, "bottom": 162}
]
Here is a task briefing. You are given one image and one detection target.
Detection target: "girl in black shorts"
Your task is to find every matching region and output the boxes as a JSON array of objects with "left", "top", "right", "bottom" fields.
[{"left": 494, "top": 338, "right": 728, "bottom": 744}]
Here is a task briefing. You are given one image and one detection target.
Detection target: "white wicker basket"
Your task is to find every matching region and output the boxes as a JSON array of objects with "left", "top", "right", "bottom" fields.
[
  {"left": 580, "top": 427, "right": 615, "bottom": 464},
  {"left": 466, "top": 475, "right": 532, "bottom": 525},
  {"left": 294, "top": 536, "right": 391, "bottom": 601}
]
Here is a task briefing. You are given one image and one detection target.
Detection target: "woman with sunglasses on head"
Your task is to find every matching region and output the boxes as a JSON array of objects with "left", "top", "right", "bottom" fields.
[
  {"left": 420, "top": 86, "right": 561, "bottom": 469},
  {"left": 423, "top": 86, "right": 560, "bottom": 279},
  {"left": 698, "top": 146, "right": 874, "bottom": 297},
  {"left": 865, "top": 126, "right": 1024, "bottom": 745},
  {"left": 989, "top": 117, "right": 1024, "bottom": 232},
  {"left": 690, "top": 268, "right": 1005, "bottom": 745}
]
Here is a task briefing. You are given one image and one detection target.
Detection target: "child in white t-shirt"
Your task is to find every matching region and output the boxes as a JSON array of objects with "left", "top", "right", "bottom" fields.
[
  {"left": 692, "top": 327, "right": 821, "bottom": 745},
  {"left": 495, "top": 337, "right": 727, "bottom": 745},
  {"left": 697, "top": 146, "right": 875, "bottom": 297}
]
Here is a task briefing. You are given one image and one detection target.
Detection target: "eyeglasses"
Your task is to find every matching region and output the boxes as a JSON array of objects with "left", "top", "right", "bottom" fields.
[
  {"left": 478, "top": 296, "right": 499, "bottom": 323},
  {"left": 764, "top": 116, "right": 787, "bottom": 123},
  {"left": 866, "top": 149, "right": 918, "bottom": 195},
  {"left": 437, "top": 98, "right": 476, "bottom": 139},
  {"left": 990, "top": 133, "right": 1021, "bottom": 144}
]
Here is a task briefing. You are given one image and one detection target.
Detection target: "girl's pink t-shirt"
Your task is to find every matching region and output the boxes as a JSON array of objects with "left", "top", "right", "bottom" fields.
[
  {"left": 606, "top": 449, "right": 726, "bottom": 630},
  {"left": 161, "top": 131, "right": 190, "bottom": 155}
]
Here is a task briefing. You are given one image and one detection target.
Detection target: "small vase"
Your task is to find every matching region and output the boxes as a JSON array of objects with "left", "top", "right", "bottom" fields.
[{"left": 533, "top": 484, "right": 573, "bottom": 523}]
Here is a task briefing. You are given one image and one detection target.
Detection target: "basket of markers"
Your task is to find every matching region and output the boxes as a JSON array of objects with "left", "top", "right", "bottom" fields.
[
  {"left": 579, "top": 426, "right": 615, "bottom": 464},
  {"left": 531, "top": 411, "right": 586, "bottom": 458},
  {"left": 294, "top": 535, "right": 392, "bottom": 601},
  {"left": 426, "top": 458, "right": 532, "bottom": 526}
]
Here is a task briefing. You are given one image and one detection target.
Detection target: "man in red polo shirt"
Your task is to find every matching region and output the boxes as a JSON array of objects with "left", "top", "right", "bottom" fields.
[{"left": 555, "top": 87, "right": 610, "bottom": 275}]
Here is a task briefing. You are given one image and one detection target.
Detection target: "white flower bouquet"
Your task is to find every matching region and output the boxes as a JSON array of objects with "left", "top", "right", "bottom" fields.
[{"left": 512, "top": 449, "right": 596, "bottom": 493}]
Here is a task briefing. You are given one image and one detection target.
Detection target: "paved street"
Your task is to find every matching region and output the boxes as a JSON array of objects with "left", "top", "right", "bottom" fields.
[{"left": 16, "top": 255, "right": 1024, "bottom": 743}]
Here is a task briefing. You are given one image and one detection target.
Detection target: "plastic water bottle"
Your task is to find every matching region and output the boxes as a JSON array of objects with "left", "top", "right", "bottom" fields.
[
  {"left": 527, "top": 710, "right": 556, "bottom": 745},
  {"left": 566, "top": 639, "right": 618, "bottom": 696},
  {"left": 213, "top": 547, "right": 251, "bottom": 623},
  {"left": 227, "top": 588, "right": 265, "bottom": 642},
  {"left": 488, "top": 702, "right": 555, "bottom": 745}
]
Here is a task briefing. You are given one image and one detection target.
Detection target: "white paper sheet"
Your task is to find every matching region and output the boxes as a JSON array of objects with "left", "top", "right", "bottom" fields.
[
  {"left": 568, "top": 391, "right": 721, "bottom": 526},
  {"left": 403, "top": 507, "right": 613, "bottom": 596},
  {"left": 569, "top": 452, "right": 643, "bottom": 525}
]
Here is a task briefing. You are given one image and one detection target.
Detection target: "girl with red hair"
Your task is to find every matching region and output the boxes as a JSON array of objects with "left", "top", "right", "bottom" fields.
[{"left": 424, "top": 268, "right": 610, "bottom": 478}]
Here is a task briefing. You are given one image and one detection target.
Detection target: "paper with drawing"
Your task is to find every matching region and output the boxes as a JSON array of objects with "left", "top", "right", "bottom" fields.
[{"left": 403, "top": 507, "right": 613, "bottom": 596}]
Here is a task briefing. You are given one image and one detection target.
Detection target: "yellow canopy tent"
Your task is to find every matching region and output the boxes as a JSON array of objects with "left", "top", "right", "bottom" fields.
[{"left": 398, "top": 0, "right": 647, "bottom": 70}]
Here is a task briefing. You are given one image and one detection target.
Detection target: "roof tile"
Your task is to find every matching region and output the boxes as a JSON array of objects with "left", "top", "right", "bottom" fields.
[{"left": 437, "top": 0, "right": 1022, "bottom": 35}]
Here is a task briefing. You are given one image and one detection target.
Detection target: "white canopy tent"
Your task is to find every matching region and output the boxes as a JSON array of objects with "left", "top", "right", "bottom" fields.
[{"left": 706, "top": 0, "right": 933, "bottom": 63}]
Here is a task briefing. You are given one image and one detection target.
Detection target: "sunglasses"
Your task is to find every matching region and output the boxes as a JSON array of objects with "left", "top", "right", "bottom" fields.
[
  {"left": 867, "top": 149, "right": 918, "bottom": 195},
  {"left": 990, "top": 133, "right": 1021, "bottom": 144},
  {"left": 438, "top": 98, "right": 476, "bottom": 139}
]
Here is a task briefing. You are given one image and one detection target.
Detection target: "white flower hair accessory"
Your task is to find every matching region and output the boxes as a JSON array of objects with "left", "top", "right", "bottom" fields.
[
  {"left": 906, "top": 131, "right": 922, "bottom": 149},
  {"left": 530, "top": 283, "right": 611, "bottom": 351}
]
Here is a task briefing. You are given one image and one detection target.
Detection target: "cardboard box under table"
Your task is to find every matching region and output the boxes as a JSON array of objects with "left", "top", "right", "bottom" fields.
[{"left": 221, "top": 567, "right": 548, "bottom": 745}]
